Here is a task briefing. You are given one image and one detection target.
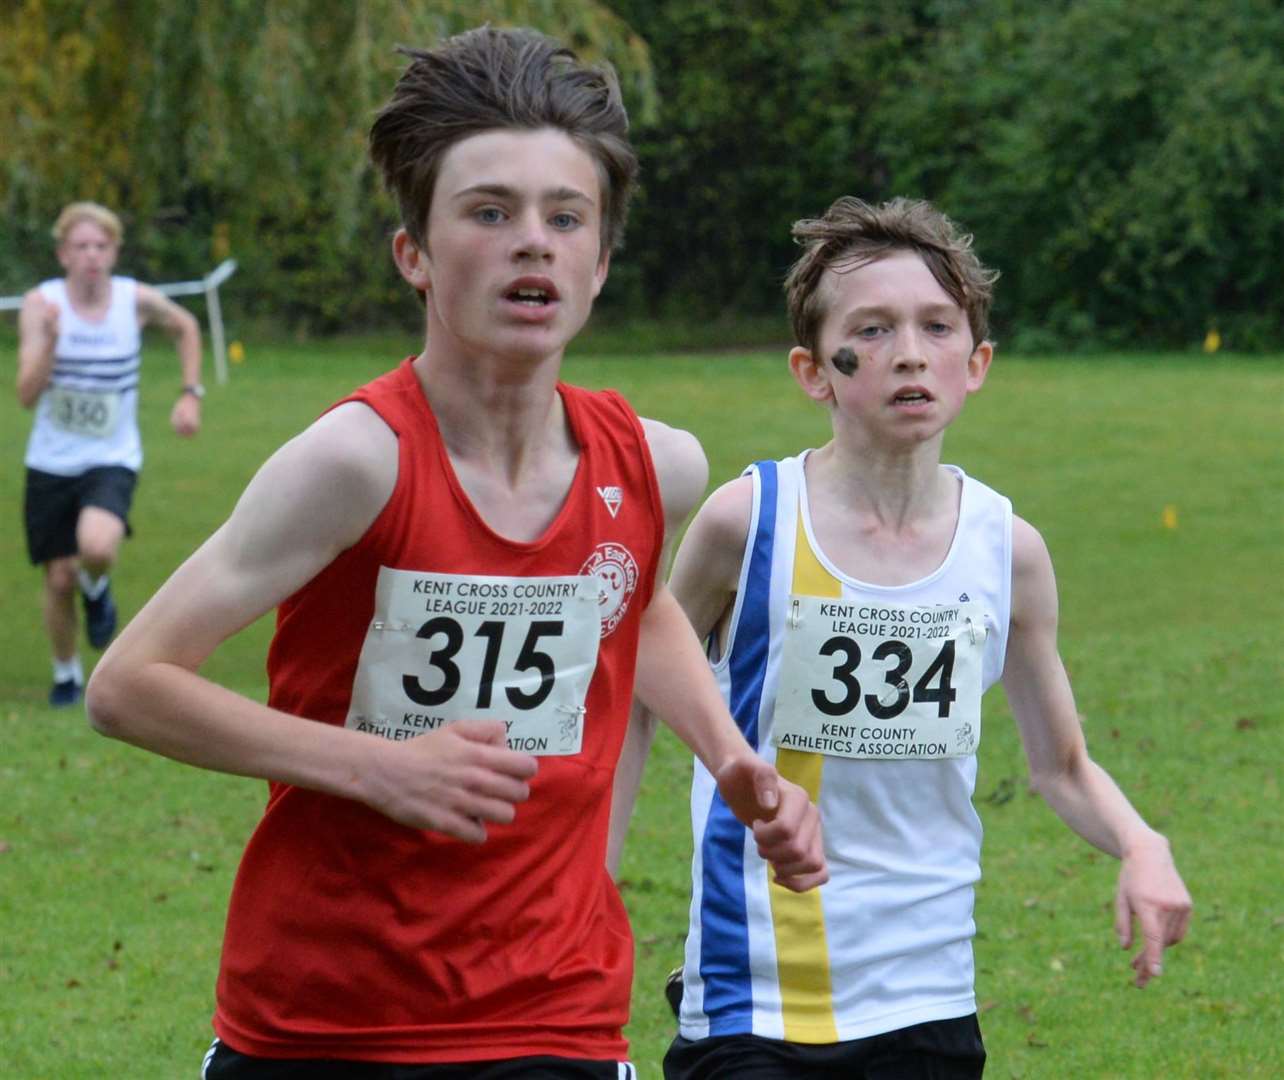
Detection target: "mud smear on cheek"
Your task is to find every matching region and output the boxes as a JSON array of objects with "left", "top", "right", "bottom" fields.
[{"left": 831, "top": 347, "right": 860, "bottom": 376}]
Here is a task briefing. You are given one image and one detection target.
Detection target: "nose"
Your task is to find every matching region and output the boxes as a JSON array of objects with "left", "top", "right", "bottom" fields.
[
  {"left": 893, "top": 327, "right": 928, "bottom": 373},
  {"left": 512, "top": 210, "right": 553, "bottom": 261}
]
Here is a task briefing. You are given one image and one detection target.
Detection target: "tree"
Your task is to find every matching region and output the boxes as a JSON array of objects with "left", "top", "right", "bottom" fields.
[
  {"left": 0, "top": 0, "right": 653, "bottom": 331},
  {"left": 604, "top": 0, "right": 934, "bottom": 320},
  {"left": 875, "top": 0, "right": 1284, "bottom": 349}
]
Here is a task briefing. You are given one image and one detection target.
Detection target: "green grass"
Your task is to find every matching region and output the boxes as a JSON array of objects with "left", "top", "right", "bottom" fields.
[{"left": 0, "top": 338, "right": 1280, "bottom": 1078}]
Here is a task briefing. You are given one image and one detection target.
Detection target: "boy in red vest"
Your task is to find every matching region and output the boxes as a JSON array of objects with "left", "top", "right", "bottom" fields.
[{"left": 87, "top": 26, "right": 825, "bottom": 1079}]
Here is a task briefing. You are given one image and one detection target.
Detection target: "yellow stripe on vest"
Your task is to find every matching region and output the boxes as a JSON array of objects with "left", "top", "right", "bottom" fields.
[{"left": 767, "top": 509, "right": 839, "bottom": 1043}]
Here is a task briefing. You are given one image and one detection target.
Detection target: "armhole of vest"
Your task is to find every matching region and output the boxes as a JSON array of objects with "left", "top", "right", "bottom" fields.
[
  {"left": 995, "top": 494, "right": 1014, "bottom": 675},
  {"left": 709, "top": 461, "right": 765, "bottom": 675},
  {"left": 119, "top": 278, "right": 139, "bottom": 335},
  {"left": 600, "top": 388, "right": 667, "bottom": 596}
]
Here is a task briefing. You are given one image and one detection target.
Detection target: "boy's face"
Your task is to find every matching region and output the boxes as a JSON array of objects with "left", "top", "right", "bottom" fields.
[
  {"left": 58, "top": 220, "right": 119, "bottom": 287},
  {"left": 794, "top": 250, "right": 991, "bottom": 444},
  {"left": 395, "top": 127, "right": 609, "bottom": 364}
]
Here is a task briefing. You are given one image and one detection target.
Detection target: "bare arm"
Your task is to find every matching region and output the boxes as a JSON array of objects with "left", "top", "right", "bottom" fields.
[
  {"left": 136, "top": 283, "right": 202, "bottom": 436},
  {"left": 16, "top": 290, "right": 59, "bottom": 408},
  {"left": 86, "top": 403, "right": 537, "bottom": 842},
  {"left": 1003, "top": 515, "right": 1192, "bottom": 986},
  {"left": 610, "top": 425, "right": 825, "bottom": 890},
  {"left": 606, "top": 417, "right": 706, "bottom": 874}
]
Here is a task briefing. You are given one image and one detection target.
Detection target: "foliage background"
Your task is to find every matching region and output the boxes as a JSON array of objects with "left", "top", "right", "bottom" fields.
[{"left": 2, "top": 0, "right": 1282, "bottom": 348}]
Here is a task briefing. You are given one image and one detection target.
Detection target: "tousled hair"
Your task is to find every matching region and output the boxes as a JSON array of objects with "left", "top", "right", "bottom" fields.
[
  {"left": 785, "top": 197, "right": 998, "bottom": 354},
  {"left": 369, "top": 26, "right": 638, "bottom": 254},
  {"left": 53, "top": 202, "right": 123, "bottom": 246}
]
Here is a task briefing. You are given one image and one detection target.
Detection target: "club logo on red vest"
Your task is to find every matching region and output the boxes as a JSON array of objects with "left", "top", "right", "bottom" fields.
[{"left": 580, "top": 542, "right": 639, "bottom": 637}]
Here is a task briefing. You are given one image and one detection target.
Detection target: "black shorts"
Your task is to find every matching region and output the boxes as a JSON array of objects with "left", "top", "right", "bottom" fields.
[
  {"left": 663, "top": 1014, "right": 985, "bottom": 1079},
  {"left": 202, "top": 1040, "right": 638, "bottom": 1080},
  {"left": 23, "top": 465, "right": 137, "bottom": 565}
]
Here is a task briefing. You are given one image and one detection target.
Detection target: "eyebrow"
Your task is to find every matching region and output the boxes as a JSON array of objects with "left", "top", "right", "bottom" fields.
[
  {"left": 841, "top": 302, "right": 961, "bottom": 325},
  {"left": 452, "top": 183, "right": 595, "bottom": 205}
]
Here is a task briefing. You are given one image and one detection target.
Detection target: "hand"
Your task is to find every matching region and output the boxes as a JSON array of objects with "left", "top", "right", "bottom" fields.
[
  {"left": 362, "top": 719, "right": 539, "bottom": 843},
  {"left": 170, "top": 392, "right": 201, "bottom": 437},
  {"left": 716, "top": 754, "right": 828, "bottom": 892},
  {"left": 1115, "top": 834, "right": 1192, "bottom": 988}
]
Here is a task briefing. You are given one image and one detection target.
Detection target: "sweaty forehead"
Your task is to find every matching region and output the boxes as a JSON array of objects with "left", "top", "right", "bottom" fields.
[
  {"left": 63, "top": 220, "right": 116, "bottom": 246},
  {"left": 821, "top": 249, "right": 959, "bottom": 319},
  {"left": 434, "top": 127, "right": 603, "bottom": 207}
]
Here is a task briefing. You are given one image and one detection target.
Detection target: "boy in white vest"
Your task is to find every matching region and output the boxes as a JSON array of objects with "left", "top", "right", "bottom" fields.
[
  {"left": 653, "top": 197, "right": 1191, "bottom": 1078},
  {"left": 16, "top": 202, "right": 203, "bottom": 706}
]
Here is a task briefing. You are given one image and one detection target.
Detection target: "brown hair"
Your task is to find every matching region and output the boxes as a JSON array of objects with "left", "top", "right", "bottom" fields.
[
  {"left": 52, "top": 202, "right": 123, "bottom": 246},
  {"left": 784, "top": 197, "right": 998, "bottom": 354},
  {"left": 369, "top": 26, "right": 638, "bottom": 254}
]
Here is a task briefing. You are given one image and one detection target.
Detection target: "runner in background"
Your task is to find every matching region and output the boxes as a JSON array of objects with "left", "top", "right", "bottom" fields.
[{"left": 17, "top": 201, "right": 202, "bottom": 707}]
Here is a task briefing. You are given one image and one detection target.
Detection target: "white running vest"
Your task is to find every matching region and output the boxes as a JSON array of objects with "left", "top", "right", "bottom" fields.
[
  {"left": 679, "top": 453, "right": 1012, "bottom": 1044},
  {"left": 25, "top": 277, "right": 143, "bottom": 475}
]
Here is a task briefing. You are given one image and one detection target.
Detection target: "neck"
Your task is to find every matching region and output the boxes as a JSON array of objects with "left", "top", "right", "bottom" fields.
[
  {"left": 66, "top": 274, "right": 110, "bottom": 308},
  {"left": 808, "top": 434, "right": 948, "bottom": 531},
  {"left": 411, "top": 348, "right": 570, "bottom": 485}
]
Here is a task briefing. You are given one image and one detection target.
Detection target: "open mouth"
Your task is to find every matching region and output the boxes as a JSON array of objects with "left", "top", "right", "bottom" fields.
[
  {"left": 893, "top": 390, "right": 932, "bottom": 405},
  {"left": 506, "top": 285, "right": 555, "bottom": 306}
]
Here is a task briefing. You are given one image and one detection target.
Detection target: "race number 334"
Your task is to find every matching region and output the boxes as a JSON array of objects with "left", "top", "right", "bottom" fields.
[
  {"left": 772, "top": 596, "right": 987, "bottom": 760},
  {"left": 345, "top": 568, "right": 602, "bottom": 755}
]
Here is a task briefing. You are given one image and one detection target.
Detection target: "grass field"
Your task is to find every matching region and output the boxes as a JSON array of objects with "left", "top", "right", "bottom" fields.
[{"left": 0, "top": 335, "right": 1280, "bottom": 1078}]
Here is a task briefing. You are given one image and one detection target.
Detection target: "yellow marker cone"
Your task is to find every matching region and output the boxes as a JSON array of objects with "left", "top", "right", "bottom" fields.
[
  {"left": 228, "top": 340, "right": 246, "bottom": 365},
  {"left": 1203, "top": 328, "right": 1221, "bottom": 354},
  {"left": 1161, "top": 505, "right": 1178, "bottom": 530}
]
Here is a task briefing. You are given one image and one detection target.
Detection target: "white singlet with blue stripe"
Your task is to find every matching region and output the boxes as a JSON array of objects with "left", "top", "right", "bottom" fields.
[
  {"left": 678, "top": 452, "right": 1012, "bottom": 1044},
  {"left": 25, "top": 276, "right": 143, "bottom": 476}
]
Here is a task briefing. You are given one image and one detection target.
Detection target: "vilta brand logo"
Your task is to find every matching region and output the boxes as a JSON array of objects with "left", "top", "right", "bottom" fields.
[{"left": 596, "top": 485, "right": 623, "bottom": 518}]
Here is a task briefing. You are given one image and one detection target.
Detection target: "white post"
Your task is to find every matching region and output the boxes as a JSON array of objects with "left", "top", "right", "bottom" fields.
[
  {"left": 199, "top": 259, "right": 237, "bottom": 386},
  {"left": 206, "top": 281, "right": 228, "bottom": 385}
]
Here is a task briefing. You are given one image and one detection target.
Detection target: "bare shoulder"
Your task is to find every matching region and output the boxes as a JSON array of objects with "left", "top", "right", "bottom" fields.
[
  {"left": 135, "top": 282, "right": 195, "bottom": 328},
  {"left": 17, "top": 287, "right": 50, "bottom": 325},
  {"left": 230, "top": 401, "right": 399, "bottom": 564},
  {"left": 669, "top": 474, "right": 755, "bottom": 635},
  {"left": 689, "top": 473, "right": 755, "bottom": 552},
  {"left": 1009, "top": 513, "right": 1059, "bottom": 627},
  {"left": 640, "top": 416, "right": 709, "bottom": 535},
  {"left": 274, "top": 401, "right": 398, "bottom": 509},
  {"left": 1011, "top": 514, "right": 1056, "bottom": 577}
]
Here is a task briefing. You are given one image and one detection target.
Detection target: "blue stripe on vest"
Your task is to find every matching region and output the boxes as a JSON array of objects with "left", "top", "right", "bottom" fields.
[{"left": 698, "top": 459, "right": 776, "bottom": 1034}]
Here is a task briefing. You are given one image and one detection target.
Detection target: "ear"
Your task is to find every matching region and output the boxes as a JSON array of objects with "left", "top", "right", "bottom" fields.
[
  {"left": 590, "top": 248, "right": 611, "bottom": 300},
  {"left": 789, "top": 345, "right": 834, "bottom": 404},
  {"left": 392, "top": 228, "right": 431, "bottom": 291},
  {"left": 966, "top": 339, "right": 994, "bottom": 393}
]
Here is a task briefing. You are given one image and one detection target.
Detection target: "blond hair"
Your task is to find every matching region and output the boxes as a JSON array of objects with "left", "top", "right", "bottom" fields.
[{"left": 52, "top": 202, "right": 123, "bottom": 246}]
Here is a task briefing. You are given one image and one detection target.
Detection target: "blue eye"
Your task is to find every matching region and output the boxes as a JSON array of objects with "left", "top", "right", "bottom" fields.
[
  {"left": 475, "top": 207, "right": 505, "bottom": 224},
  {"left": 550, "top": 212, "right": 580, "bottom": 230}
]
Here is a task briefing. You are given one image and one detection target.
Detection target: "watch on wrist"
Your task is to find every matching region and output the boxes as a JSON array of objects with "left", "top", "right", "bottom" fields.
[{"left": 181, "top": 383, "right": 206, "bottom": 399}]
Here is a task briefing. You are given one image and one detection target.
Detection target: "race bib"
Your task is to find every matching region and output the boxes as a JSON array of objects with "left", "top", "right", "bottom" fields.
[
  {"left": 47, "top": 386, "right": 121, "bottom": 438},
  {"left": 345, "top": 568, "right": 602, "bottom": 755},
  {"left": 772, "top": 596, "right": 987, "bottom": 760}
]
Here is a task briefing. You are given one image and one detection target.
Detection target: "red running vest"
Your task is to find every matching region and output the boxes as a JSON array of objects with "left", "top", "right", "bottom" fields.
[{"left": 213, "top": 360, "right": 664, "bottom": 1063}]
